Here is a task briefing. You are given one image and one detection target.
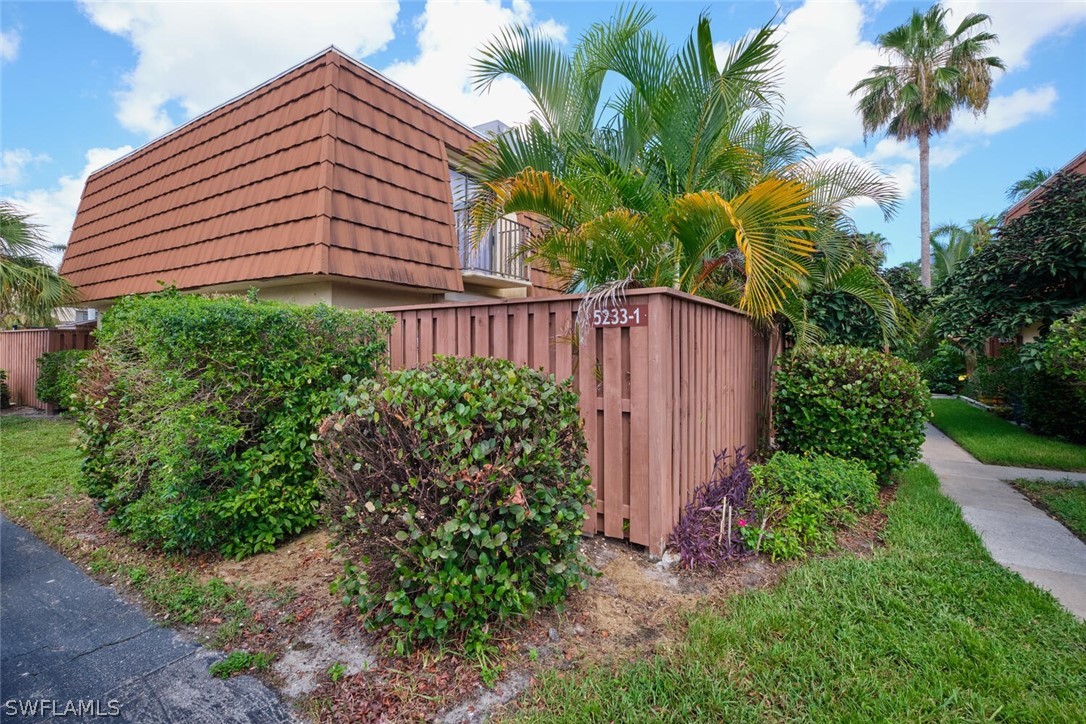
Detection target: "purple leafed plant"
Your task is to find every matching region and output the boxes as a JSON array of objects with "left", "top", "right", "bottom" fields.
[{"left": 668, "top": 448, "right": 754, "bottom": 569}]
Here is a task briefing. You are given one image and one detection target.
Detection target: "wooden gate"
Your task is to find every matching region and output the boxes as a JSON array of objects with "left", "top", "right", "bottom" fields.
[{"left": 381, "top": 288, "right": 769, "bottom": 554}]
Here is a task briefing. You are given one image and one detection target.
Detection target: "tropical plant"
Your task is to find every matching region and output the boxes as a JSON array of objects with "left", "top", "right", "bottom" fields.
[
  {"left": 937, "top": 171, "right": 1086, "bottom": 348},
  {"left": 930, "top": 215, "right": 997, "bottom": 286},
  {"left": 0, "top": 202, "right": 78, "bottom": 327},
  {"left": 465, "top": 7, "right": 900, "bottom": 331},
  {"left": 851, "top": 3, "right": 1003, "bottom": 288},
  {"left": 1007, "top": 167, "right": 1053, "bottom": 203}
]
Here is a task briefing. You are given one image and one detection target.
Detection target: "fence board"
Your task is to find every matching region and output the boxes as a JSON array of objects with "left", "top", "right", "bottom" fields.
[
  {"left": 0, "top": 327, "right": 96, "bottom": 411},
  {"left": 378, "top": 288, "right": 766, "bottom": 554}
]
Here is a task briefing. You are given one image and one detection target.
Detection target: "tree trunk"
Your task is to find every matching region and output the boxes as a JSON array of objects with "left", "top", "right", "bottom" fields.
[{"left": 919, "top": 129, "right": 932, "bottom": 289}]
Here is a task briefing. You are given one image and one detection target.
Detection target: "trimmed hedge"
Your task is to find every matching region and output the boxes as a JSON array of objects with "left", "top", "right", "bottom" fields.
[
  {"left": 78, "top": 291, "right": 391, "bottom": 558},
  {"left": 743, "top": 453, "right": 878, "bottom": 560},
  {"left": 774, "top": 345, "right": 930, "bottom": 480},
  {"left": 36, "top": 349, "right": 90, "bottom": 409},
  {"left": 315, "top": 356, "right": 592, "bottom": 652}
]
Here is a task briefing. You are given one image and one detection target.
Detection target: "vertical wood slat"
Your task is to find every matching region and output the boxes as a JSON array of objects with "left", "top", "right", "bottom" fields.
[
  {"left": 601, "top": 327, "right": 624, "bottom": 539},
  {"left": 0, "top": 328, "right": 95, "bottom": 410},
  {"left": 378, "top": 288, "right": 765, "bottom": 554}
]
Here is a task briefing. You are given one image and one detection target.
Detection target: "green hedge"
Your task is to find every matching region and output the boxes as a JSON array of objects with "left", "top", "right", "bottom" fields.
[
  {"left": 78, "top": 290, "right": 391, "bottom": 558},
  {"left": 36, "top": 349, "right": 90, "bottom": 408},
  {"left": 315, "top": 356, "right": 592, "bottom": 652},
  {"left": 744, "top": 453, "right": 878, "bottom": 560},
  {"left": 774, "top": 345, "right": 930, "bottom": 480}
]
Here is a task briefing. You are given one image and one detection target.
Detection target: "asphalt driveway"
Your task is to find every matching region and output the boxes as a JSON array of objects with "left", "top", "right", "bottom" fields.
[{"left": 0, "top": 515, "right": 295, "bottom": 722}]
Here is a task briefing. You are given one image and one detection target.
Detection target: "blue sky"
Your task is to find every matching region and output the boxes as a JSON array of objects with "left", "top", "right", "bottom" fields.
[{"left": 2, "top": 1, "right": 1084, "bottom": 267}]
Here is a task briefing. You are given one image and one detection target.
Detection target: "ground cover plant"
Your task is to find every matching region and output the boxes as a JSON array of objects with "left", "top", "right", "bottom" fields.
[
  {"left": 1013, "top": 479, "right": 1086, "bottom": 542},
  {"left": 930, "top": 398, "right": 1086, "bottom": 472},
  {"left": 77, "top": 290, "right": 391, "bottom": 558},
  {"left": 744, "top": 453, "right": 878, "bottom": 560},
  {"left": 36, "top": 349, "right": 89, "bottom": 409},
  {"left": 315, "top": 356, "right": 592, "bottom": 654},
  {"left": 669, "top": 450, "right": 877, "bottom": 565},
  {"left": 513, "top": 464, "right": 1086, "bottom": 721},
  {"left": 774, "top": 345, "right": 930, "bottom": 479}
]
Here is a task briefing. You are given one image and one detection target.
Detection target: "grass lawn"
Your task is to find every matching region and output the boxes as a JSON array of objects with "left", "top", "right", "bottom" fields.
[
  {"left": 0, "top": 415, "right": 84, "bottom": 520},
  {"left": 930, "top": 398, "right": 1086, "bottom": 472},
  {"left": 1014, "top": 479, "right": 1086, "bottom": 542},
  {"left": 513, "top": 465, "right": 1086, "bottom": 722}
]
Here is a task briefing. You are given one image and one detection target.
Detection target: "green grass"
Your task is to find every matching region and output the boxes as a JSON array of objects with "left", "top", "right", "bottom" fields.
[
  {"left": 0, "top": 415, "right": 82, "bottom": 517},
  {"left": 209, "top": 650, "right": 275, "bottom": 679},
  {"left": 930, "top": 398, "right": 1086, "bottom": 472},
  {"left": 1015, "top": 479, "right": 1086, "bottom": 542},
  {"left": 513, "top": 465, "right": 1086, "bottom": 722}
]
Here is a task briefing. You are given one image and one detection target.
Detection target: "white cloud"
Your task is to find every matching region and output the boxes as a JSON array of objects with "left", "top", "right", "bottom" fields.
[
  {"left": 0, "top": 27, "right": 19, "bottom": 62},
  {"left": 954, "top": 85, "right": 1058, "bottom": 135},
  {"left": 10, "top": 146, "right": 133, "bottom": 263},
  {"left": 384, "top": 0, "right": 566, "bottom": 127},
  {"left": 2, "top": 149, "right": 51, "bottom": 187},
  {"left": 946, "top": 1, "right": 1086, "bottom": 71},
  {"left": 78, "top": 1, "right": 400, "bottom": 137},
  {"left": 772, "top": 0, "right": 881, "bottom": 148}
]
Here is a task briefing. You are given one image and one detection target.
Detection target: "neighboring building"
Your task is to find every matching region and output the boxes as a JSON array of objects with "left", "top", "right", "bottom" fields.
[
  {"left": 983, "top": 148, "right": 1086, "bottom": 356},
  {"left": 1002, "top": 148, "right": 1086, "bottom": 223},
  {"left": 60, "top": 48, "right": 564, "bottom": 312}
]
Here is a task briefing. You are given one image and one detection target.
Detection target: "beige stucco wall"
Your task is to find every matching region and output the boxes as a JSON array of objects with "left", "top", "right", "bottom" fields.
[{"left": 1020, "top": 321, "right": 1045, "bottom": 345}]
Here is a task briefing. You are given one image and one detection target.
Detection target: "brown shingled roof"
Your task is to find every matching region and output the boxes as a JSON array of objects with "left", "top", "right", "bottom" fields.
[{"left": 62, "top": 48, "right": 492, "bottom": 303}]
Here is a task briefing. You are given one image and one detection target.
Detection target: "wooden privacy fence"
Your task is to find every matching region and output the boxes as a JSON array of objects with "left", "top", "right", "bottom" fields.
[
  {"left": 381, "top": 287, "right": 770, "bottom": 554},
  {"left": 0, "top": 328, "right": 96, "bottom": 410}
]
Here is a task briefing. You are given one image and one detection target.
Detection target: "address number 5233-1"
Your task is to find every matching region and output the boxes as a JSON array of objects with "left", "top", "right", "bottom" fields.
[{"left": 590, "top": 304, "right": 648, "bottom": 328}]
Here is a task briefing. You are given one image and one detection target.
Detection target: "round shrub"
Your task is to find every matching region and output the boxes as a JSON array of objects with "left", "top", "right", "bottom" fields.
[
  {"left": 314, "top": 356, "right": 592, "bottom": 652},
  {"left": 36, "top": 349, "right": 90, "bottom": 409},
  {"left": 774, "top": 345, "right": 930, "bottom": 480},
  {"left": 78, "top": 290, "right": 391, "bottom": 558},
  {"left": 743, "top": 452, "right": 878, "bottom": 560}
]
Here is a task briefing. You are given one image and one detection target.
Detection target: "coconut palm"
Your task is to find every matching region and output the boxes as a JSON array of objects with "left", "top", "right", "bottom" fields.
[
  {"left": 851, "top": 3, "right": 1003, "bottom": 288},
  {"left": 466, "top": 7, "right": 900, "bottom": 331},
  {"left": 1006, "top": 167, "right": 1053, "bottom": 203},
  {"left": 0, "top": 202, "right": 78, "bottom": 327}
]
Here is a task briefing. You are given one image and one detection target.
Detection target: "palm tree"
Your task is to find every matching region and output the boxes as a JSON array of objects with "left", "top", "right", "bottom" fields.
[
  {"left": 930, "top": 214, "right": 997, "bottom": 286},
  {"left": 1006, "top": 167, "right": 1053, "bottom": 203},
  {"left": 466, "top": 7, "right": 900, "bottom": 333},
  {"left": 0, "top": 202, "right": 78, "bottom": 327},
  {"left": 851, "top": 3, "right": 1003, "bottom": 288}
]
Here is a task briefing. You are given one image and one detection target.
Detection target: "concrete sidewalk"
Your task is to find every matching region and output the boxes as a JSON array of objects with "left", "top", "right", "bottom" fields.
[
  {"left": 0, "top": 515, "right": 296, "bottom": 723},
  {"left": 922, "top": 424, "right": 1086, "bottom": 620}
]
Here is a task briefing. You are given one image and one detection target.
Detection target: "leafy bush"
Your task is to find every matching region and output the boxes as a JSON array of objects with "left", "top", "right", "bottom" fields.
[
  {"left": 774, "top": 345, "right": 930, "bottom": 480},
  {"left": 742, "top": 453, "right": 878, "bottom": 561},
  {"left": 1041, "top": 307, "right": 1086, "bottom": 385},
  {"left": 669, "top": 449, "right": 753, "bottom": 569},
  {"left": 0, "top": 370, "right": 10, "bottom": 409},
  {"left": 964, "top": 351, "right": 1022, "bottom": 406},
  {"left": 918, "top": 341, "right": 965, "bottom": 395},
  {"left": 78, "top": 290, "right": 391, "bottom": 558},
  {"left": 315, "top": 356, "right": 591, "bottom": 652},
  {"left": 1018, "top": 370, "right": 1086, "bottom": 444},
  {"left": 36, "top": 349, "right": 90, "bottom": 409}
]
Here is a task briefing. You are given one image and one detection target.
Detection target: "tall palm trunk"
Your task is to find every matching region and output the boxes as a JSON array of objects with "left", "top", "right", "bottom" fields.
[{"left": 918, "top": 129, "right": 932, "bottom": 288}]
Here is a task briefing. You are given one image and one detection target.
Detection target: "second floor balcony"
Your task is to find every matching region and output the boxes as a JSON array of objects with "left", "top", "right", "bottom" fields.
[{"left": 455, "top": 211, "right": 531, "bottom": 287}]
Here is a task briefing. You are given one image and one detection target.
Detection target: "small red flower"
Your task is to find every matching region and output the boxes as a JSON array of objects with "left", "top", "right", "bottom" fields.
[{"left": 737, "top": 519, "right": 748, "bottom": 527}]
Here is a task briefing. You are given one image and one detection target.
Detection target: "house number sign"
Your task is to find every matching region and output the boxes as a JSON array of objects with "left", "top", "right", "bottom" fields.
[{"left": 591, "top": 304, "right": 648, "bottom": 328}]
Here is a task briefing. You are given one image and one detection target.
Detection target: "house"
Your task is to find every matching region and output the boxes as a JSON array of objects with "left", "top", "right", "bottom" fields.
[
  {"left": 59, "top": 48, "right": 564, "bottom": 313},
  {"left": 983, "top": 148, "right": 1086, "bottom": 354}
]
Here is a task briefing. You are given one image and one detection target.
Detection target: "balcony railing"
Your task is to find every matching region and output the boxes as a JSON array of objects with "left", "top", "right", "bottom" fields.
[{"left": 455, "top": 211, "right": 530, "bottom": 284}]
